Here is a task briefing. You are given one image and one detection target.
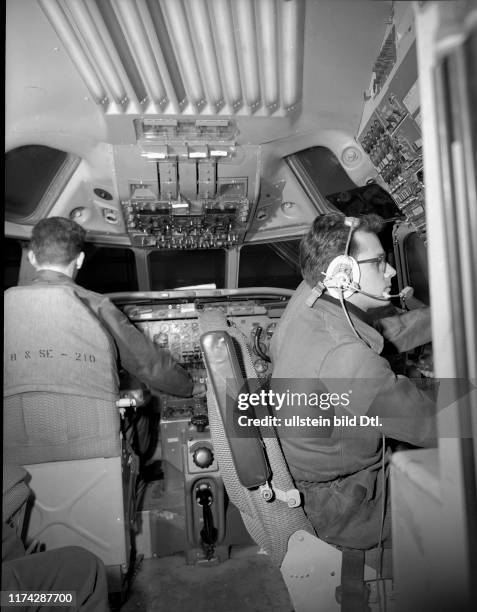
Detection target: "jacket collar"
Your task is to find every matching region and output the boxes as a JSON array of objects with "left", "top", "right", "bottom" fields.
[
  {"left": 319, "top": 293, "right": 374, "bottom": 326},
  {"left": 32, "top": 269, "right": 77, "bottom": 286},
  {"left": 305, "top": 282, "right": 384, "bottom": 354}
]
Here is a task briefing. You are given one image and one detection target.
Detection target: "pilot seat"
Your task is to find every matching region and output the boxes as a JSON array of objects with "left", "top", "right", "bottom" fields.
[{"left": 198, "top": 309, "right": 392, "bottom": 612}]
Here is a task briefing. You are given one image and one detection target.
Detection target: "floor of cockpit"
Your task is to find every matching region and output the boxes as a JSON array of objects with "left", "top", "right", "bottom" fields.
[
  {"left": 118, "top": 545, "right": 292, "bottom": 612},
  {"left": 116, "top": 464, "right": 292, "bottom": 612}
]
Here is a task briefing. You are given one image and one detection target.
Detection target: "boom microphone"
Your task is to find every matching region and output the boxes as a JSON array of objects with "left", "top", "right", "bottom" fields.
[
  {"left": 357, "top": 285, "right": 414, "bottom": 300},
  {"left": 383, "top": 286, "right": 414, "bottom": 300}
]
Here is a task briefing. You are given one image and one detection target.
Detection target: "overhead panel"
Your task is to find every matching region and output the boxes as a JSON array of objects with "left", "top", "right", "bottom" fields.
[{"left": 37, "top": 0, "right": 305, "bottom": 116}]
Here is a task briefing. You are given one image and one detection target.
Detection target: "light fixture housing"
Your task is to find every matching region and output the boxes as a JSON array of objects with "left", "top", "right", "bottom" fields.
[{"left": 38, "top": 0, "right": 305, "bottom": 116}]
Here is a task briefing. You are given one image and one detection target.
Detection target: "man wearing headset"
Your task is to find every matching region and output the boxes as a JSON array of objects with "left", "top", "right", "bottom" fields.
[{"left": 270, "top": 214, "right": 436, "bottom": 550}]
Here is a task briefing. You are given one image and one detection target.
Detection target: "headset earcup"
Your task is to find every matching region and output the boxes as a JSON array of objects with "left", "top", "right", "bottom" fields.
[{"left": 323, "top": 255, "right": 360, "bottom": 299}]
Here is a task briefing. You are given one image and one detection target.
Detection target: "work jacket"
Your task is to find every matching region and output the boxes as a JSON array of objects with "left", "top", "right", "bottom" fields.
[
  {"left": 270, "top": 281, "right": 436, "bottom": 483},
  {"left": 23, "top": 270, "right": 193, "bottom": 397}
]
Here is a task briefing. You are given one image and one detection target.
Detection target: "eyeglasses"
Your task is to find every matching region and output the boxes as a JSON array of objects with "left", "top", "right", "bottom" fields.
[{"left": 356, "top": 253, "right": 387, "bottom": 272}]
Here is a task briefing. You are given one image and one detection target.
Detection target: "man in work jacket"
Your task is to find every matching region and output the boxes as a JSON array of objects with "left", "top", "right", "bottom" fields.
[{"left": 270, "top": 214, "right": 436, "bottom": 549}]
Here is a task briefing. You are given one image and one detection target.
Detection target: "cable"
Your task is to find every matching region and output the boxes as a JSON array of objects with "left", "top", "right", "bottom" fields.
[
  {"left": 338, "top": 293, "right": 372, "bottom": 349},
  {"left": 339, "top": 289, "right": 385, "bottom": 610},
  {"left": 375, "top": 432, "right": 388, "bottom": 612},
  {"left": 253, "top": 326, "right": 271, "bottom": 363}
]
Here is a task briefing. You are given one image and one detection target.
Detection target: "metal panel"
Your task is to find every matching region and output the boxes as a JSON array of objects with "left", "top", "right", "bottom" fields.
[{"left": 25, "top": 456, "right": 128, "bottom": 567}]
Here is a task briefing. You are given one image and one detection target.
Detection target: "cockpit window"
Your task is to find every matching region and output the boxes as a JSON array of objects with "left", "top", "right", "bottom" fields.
[
  {"left": 402, "top": 232, "right": 429, "bottom": 305},
  {"left": 239, "top": 241, "right": 302, "bottom": 289},
  {"left": 149, "top": 250, "right": 225, "bottom": 290},
  {"left": 286, "top": 146, "right": 356, "bottom": 211},
  {"left": 76, "top": 245, "right": 138, "bottom": 293},
  {"left": 4, "top": 238, "right": 23, "bottom": 290},
  {"left": 5, "top": 145, "right": 79, "bottom": 222}
]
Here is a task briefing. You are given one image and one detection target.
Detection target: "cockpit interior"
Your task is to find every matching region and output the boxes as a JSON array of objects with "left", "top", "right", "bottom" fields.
[{"left": 4, "top": 1, "right": 477, "bottom": 611}]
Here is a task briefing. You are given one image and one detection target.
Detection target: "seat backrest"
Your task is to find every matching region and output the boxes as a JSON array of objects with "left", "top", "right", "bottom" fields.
[
  {"left": 198, "top": 310, "right": 315, "bottom": 566},
  {"left": 200, "top": 331, "right": 272, "bottom": 490},
  {"left": 4, "top": 285, "right": 121, "bottom": 464}
]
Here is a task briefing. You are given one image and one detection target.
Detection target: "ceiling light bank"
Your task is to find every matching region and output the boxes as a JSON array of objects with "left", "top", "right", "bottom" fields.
[{"left": 38, "top": 0, "right": 305, "bottom": 116}]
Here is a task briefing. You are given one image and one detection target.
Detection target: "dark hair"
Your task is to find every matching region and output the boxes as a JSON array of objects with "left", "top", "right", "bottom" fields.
[
  {"left": 30, "top": 217, "right": 86, "bottom": 266},
  {"left": 300, "top": 213, "right": 384, "bottom": 286}
]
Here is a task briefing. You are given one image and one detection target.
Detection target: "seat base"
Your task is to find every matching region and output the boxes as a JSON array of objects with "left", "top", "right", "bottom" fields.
[
  {"left": 281, "top": 530, "right": 395, "bottom": 612},
  {"left": 25, "top": 456, "right": 130, "bottom": 567},
  {"left": 281, "top": 530, "right": 342, "bottom": 612}
]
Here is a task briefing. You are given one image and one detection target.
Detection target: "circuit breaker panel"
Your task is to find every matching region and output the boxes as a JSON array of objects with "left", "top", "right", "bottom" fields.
[{"left": 358, "top": 23, "right": 426, "bottom": 240}]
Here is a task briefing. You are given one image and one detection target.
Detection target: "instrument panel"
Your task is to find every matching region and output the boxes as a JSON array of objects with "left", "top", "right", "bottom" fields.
[
  {"left": 134, "top": 314, "right": 276, "bottom": 377},
  {"left": 113, "top": 289, "right": 292, "bottom": 420},
  {"left": 123, "top": 196, "right": 250, "bottom": 249}
]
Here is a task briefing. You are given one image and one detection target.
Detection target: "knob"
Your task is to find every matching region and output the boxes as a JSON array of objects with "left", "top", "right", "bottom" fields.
[{"left": 192, "top": 446, "right": 214, "bottom": 468}]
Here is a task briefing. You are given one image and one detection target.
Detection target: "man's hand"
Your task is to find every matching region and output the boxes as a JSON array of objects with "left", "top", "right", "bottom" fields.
[
  {"left": 403, "top": 295, "right": 428, "bottom": 310},
  {"left": 192, "top": 382, "right": 207, "bottom": 396},
  {"left": 375, "top": 306, "right": 432, "bottom": 352}
]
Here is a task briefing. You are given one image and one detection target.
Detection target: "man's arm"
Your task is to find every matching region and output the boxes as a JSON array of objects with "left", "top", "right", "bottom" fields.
[
  {"left": 97, "top": 298, "right": 193, "bottom": 397},
  {"left": 367, "top": 372, "right": 437, "bottom": 447},
  {"left": 320, "top": 342, "right": 437, "bottom": 447},
  {"left": 373, "top": 303, "right": 431, "bottom": 353}
]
